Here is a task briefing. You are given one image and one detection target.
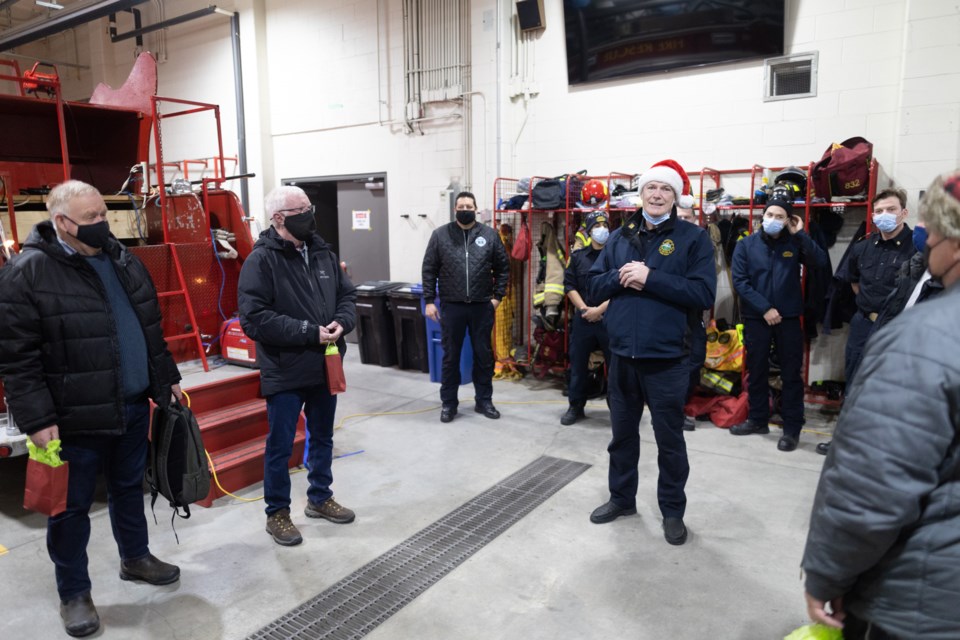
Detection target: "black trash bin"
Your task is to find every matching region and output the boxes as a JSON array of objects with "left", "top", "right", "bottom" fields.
[
  {"left": 354, "top": 281, "right": 403, "bottom": 366},
  {"left": 388, "top": 284, "right": 429, "bottom": 373}
]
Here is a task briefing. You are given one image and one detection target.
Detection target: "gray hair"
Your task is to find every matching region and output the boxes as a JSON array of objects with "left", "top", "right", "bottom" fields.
[
  {"left": 46, "top": 180, "right": 101, "bottom": 219},
  {"left": 264, "top": 185, "right": 307, "bottom": 217},
  {"left": 919, "top": 171, "right": 960, "bottom": 240}
]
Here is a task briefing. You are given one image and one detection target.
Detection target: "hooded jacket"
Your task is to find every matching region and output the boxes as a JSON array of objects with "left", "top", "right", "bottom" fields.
[
  {"left": 421, "top": 221, "right": 510, "bottom": 305},
  {"left": 0, "top": 221, "right": 180, "bottom": 436},
  {"left": 802, "top": 285, "right": 960, "bottom": 639},
  {"left": 588, "top": 211, "right": 716, "bottom": 360},
  {"left": 238, "top": 227, "right": 357, "bottom": 396}
]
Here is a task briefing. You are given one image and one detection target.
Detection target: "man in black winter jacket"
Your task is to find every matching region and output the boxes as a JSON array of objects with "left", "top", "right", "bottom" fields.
[
  {"left": 421, "top": 191, "right": 510, "bottom": 424},
  {"left": 238, "top": 185, "right": 357, "bottom": 547},
  {"left": 0, "top": 180, "right": 182, "bottom": 638}
]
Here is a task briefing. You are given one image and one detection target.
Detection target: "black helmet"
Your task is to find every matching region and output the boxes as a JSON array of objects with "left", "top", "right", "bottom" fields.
[{"left": 774, "top": 166, "right": 807, "bottom": 198}]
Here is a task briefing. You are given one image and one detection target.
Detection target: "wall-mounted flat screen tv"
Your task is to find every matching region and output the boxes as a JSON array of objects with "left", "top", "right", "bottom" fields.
[{"left": 564, "top": 0, "right": 785, "bottom": 85}]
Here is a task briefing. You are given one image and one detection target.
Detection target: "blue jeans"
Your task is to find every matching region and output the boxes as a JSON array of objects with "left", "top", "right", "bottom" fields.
[
  {"left": 607, "top": 355, "right": 689, "bottom": 518},
  {"left": 49, "top": 401, "right": 151, "bottom": 600},
  {"left": 264, "top": 385, "right": 336, "bottom": 516}
]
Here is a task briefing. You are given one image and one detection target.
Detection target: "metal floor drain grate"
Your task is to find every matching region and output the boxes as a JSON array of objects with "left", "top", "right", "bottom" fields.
[{"left": 246, "top": 455, "right": 590, "bottom": 640}]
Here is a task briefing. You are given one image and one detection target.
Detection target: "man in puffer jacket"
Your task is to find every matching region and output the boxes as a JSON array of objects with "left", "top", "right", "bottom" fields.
[
  {"left": 0, "top": 180, "right": 182, "bottom": 638},
  {"left": 802, "top": 170, "right": 960, "bottom": 640}
]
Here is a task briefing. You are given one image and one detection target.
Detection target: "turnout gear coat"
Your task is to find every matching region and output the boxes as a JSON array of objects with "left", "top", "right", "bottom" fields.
[
  {"left": 421, "top": 221, "right": 510, "bottom": 305},
  {"left": 238, "top": 227, "right": 357, "bottom": 397},
  {"left": 0, "top": 222, "right": 180, "bottom": 436},
  {"left": 802, "top": 285, "right": 960, "bottom": 639}
]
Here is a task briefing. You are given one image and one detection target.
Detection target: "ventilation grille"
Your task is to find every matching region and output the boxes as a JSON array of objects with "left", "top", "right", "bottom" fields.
[{"left": 764, "top": 52, "right": 818, "bottom": 101}]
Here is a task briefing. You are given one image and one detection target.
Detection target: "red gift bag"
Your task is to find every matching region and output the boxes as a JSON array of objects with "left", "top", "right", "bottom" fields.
[
  {"left": 24, "top": 456, "right": 69, "bottom": 516},
  {"left": 325, "top": 343, "right": 347, "bottom": 395}
]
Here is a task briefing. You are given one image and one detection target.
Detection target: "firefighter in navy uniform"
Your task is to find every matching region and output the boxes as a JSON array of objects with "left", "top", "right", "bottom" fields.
[
  {"left": 587, "top": 159, "right": 716, "bottom": 546},
  {"left": 816, "top": 188, "right": 916, "bottom": 455},
  {"left": 560, "top": 211, "right": 611, "bottom": 425},
  {"left": 729, "top": 197, "right": 828, "bottom": 451}
]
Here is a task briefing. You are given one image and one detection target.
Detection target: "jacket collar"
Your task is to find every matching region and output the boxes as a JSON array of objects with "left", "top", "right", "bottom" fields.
[
  {"left": 23, "top": 220, "right": 127, "bottom": 265},
  {"left": 255, "top": 226, "right": 329, "bottom": 255}
]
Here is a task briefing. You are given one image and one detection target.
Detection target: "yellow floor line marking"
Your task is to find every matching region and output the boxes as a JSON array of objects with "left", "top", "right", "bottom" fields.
[{"left": 0, "top": 544, "right": 8, "bottom": 556}]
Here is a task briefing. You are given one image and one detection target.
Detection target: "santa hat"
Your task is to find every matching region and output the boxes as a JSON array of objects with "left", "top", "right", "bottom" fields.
[{"left": 636, "top": 159, "right": 695, "bottom": 209}]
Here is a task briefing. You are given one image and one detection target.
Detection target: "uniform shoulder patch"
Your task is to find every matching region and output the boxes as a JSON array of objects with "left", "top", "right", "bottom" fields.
[
  {"left": 782, "top": 250, "right": 794, "bottom": 258},
  {"left": 659, "top": 239, "right": 675, "bottom": 256}
]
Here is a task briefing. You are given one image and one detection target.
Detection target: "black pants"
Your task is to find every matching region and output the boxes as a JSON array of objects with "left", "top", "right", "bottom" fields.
[
  {"left": 567, "top": 313, "right": 610, "bottom": 407},
  {"left": 843, "top": 610, "right": 903, "bottom": 640},
  {"left": 607, "top": 355, "right": 689, "bottom": 518},
  {"left": 845, "top": 309, "right": 874, "bottom": 389},
  {"left": 440, "top": 301, "right": 495, "bottom": 407},
  {"left": 743, "top": 316, "right": 805, "bottom": 439}
]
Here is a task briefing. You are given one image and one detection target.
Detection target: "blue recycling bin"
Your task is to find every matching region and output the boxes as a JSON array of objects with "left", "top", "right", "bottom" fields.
[{"left": 412, "top": 284, "right": 472, "bottom": 385}]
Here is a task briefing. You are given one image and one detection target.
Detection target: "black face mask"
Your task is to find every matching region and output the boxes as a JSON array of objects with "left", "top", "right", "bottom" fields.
[
  {"left": 455, "top": 209, "right": 476, "bottom": 226},
  {"left": 63, "top": 216, "right": 111, "bottom": 249},
  {"left": 284, "top": 211, "right": 316, "bottom": 242}
]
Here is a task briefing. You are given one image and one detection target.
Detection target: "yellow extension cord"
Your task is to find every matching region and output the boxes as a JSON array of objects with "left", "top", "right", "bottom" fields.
[{"left": 186, "top": 387, "right": 833, "bottom": 505}]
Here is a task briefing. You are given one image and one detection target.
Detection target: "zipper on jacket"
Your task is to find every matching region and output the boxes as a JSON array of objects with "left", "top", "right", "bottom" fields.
[{"left": 464, "top": 228, "right": 470, "bottom": 300}]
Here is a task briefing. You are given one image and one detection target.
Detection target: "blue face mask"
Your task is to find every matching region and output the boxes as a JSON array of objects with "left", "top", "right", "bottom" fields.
[
  {"left": 762, "top": 218, "right": 785, "bottom": 235},
  {"left": 590, "top": 226, "right": 610, "bottom": 245},
  {"left": 873, "top": 212, "right": 899, "bottom": 233},
  {"left": 642, "top": 209, "right": 669, "bottom": 227},
  {"left": 913, "top": 226, "right": 927, "bottom": 253}
]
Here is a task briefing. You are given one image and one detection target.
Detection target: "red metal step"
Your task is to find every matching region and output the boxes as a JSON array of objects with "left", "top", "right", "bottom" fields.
[
  {"left": 197, "top": 429, "right": 306, "bottom": 508},
  {"left": 196, "top": 398, "right": 268, "bottom": 452}
]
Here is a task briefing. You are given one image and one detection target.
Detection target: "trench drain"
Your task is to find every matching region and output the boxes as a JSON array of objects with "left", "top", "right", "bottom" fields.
[{"left": 246, "top": 455, "right": 590, "bottom": 640}]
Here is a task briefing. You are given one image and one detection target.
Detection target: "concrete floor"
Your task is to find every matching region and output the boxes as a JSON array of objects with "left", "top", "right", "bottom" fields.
[{"left": 0, "top": 350, "right": 837, "bottom": 639}]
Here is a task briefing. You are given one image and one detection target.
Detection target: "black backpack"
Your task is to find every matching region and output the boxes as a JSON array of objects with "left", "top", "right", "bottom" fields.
[{"left": 146, "top": 400, "right": 211, "bottom": 533}]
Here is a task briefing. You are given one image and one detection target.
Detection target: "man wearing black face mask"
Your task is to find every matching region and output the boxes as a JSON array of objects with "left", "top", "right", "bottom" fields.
[
  {"left": 421, "top": 191, "right": 510, "bottom": 423},
  {"left": 238, "top": 185, "right": 358, "bottom": 546},
  {"left": 0, "top": 180, "right": 183, "bottom": 637}
]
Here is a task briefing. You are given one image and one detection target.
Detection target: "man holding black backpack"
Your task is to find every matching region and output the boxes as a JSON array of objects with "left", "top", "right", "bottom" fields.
[{"left": 0, "top": 181, "right": 182, "bottom": 638}]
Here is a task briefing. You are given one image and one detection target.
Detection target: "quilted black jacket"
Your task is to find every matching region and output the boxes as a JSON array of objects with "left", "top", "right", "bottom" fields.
[{"left": 420, "top": 221, "right": 509, "bottom": 305}]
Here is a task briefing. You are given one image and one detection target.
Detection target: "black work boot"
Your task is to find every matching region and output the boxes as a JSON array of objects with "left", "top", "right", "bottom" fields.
[
  {"left": 120, "top": 553, "right": 180, "bottom": 585},
  {"left": 560, "top": 404, "right": 585, "bottom": 425},
  {"left": 60, "top": 592, "right": 99, "bottom": 637}
]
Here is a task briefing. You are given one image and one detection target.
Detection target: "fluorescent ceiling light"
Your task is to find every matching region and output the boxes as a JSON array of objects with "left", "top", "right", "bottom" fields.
[{"left": 36, "top": 0, "right": 65, "bottom": 8}]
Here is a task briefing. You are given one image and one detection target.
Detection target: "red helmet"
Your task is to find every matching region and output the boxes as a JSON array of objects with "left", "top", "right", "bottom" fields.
[{"left": 581, "top": 179, "right": 608, "bottom": 206}]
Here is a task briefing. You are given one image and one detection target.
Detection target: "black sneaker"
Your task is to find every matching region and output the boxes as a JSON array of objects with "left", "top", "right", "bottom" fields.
[
  {"left": 729, "top": 420, "right": 770, "bottom": 436},
  {"left": 120, "top": 553, "right": 180, "bottom": 585},
  {"left": 560, "top": 405, "right": 585, "bottom": 426}
]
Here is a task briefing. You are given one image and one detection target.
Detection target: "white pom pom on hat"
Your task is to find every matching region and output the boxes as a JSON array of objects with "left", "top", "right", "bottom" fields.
[{"left": 636, "top": 159, "right": 695, "bottom": 209}]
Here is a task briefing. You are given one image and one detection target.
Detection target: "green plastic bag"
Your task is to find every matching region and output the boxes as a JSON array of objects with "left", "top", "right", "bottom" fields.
[
  {"left": 27, "top": 439, "right": 65, "bottom": 467},
  {"left": 784, "top": 624, "right": 843, "bottom": 640}
]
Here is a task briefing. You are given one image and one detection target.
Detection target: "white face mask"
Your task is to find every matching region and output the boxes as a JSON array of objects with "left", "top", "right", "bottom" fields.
[{"left": 590, "top": 226, "right": 610, "bottom": 245}]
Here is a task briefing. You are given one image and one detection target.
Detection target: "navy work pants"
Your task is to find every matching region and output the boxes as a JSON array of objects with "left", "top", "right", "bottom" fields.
[
  {"left": 844, "top": 310, "right": 874, "bottom": 388},
  {"left": 264, "top": 384, "right": 336, "bottom": 516},
  {"left": 567, "top": 313, "right": 610, "bottom": 407},
  {"left": 742, "top": 316, "right": 805, "bottom": 439},
  {"left": 439, "top": 301, "right": 495, "bottom": 407},
  {"left": 606, "top": 355, "right": 689, "bottom": 518},
  {"left": 50, "top": 401, "right": 151, "bottom": 600}
]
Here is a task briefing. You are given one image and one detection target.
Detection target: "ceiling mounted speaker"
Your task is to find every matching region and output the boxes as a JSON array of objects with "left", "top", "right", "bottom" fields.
[{"left": 516, "top": 0, "right": 545, "bottom": 32}]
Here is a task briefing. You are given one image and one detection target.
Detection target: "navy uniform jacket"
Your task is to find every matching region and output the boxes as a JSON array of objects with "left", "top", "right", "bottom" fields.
[
  {"left": 847, "top": 225, "right": 915, "bottom": 315},
  {"left": 588, "top": 212, "right": 717, "bottom": 360},
  {"left": 564, "top": 246, "right": 603, "bottom": 306},
  {"left": 732, "top": 229, "right": 828, "bottom": 319}
]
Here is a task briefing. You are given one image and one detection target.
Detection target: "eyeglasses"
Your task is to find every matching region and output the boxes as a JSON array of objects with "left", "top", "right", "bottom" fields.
[{"left": 277, "top": 204, "right": 316, "bottom": 216}]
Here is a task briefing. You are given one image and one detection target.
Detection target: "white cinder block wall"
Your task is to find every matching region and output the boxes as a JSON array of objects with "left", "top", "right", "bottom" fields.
[{"left": 18, "top": 0, "right": 960, "bottom": 380}]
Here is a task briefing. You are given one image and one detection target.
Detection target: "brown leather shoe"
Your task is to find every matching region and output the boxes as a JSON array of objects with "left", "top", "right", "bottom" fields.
[
  {"left": 304, "top": 497, "right": 356, "bottom": 524},
  {"left": 120, "top": 553, "right": 180, "bottom": 585},
  {"left": 266, "top": 508, "right": 303, "bottom": 546},
  {"left": 60, "top": 592, "right": 99, "bottom": 637}
]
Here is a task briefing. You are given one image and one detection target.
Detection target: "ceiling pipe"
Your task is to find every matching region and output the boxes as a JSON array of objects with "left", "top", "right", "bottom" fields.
[
  {"left": 0, "top": 0, "right": 149, "bottom": 51},
  {"left": 109, "top": 4, "right": 227, "bottom": 42}
]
